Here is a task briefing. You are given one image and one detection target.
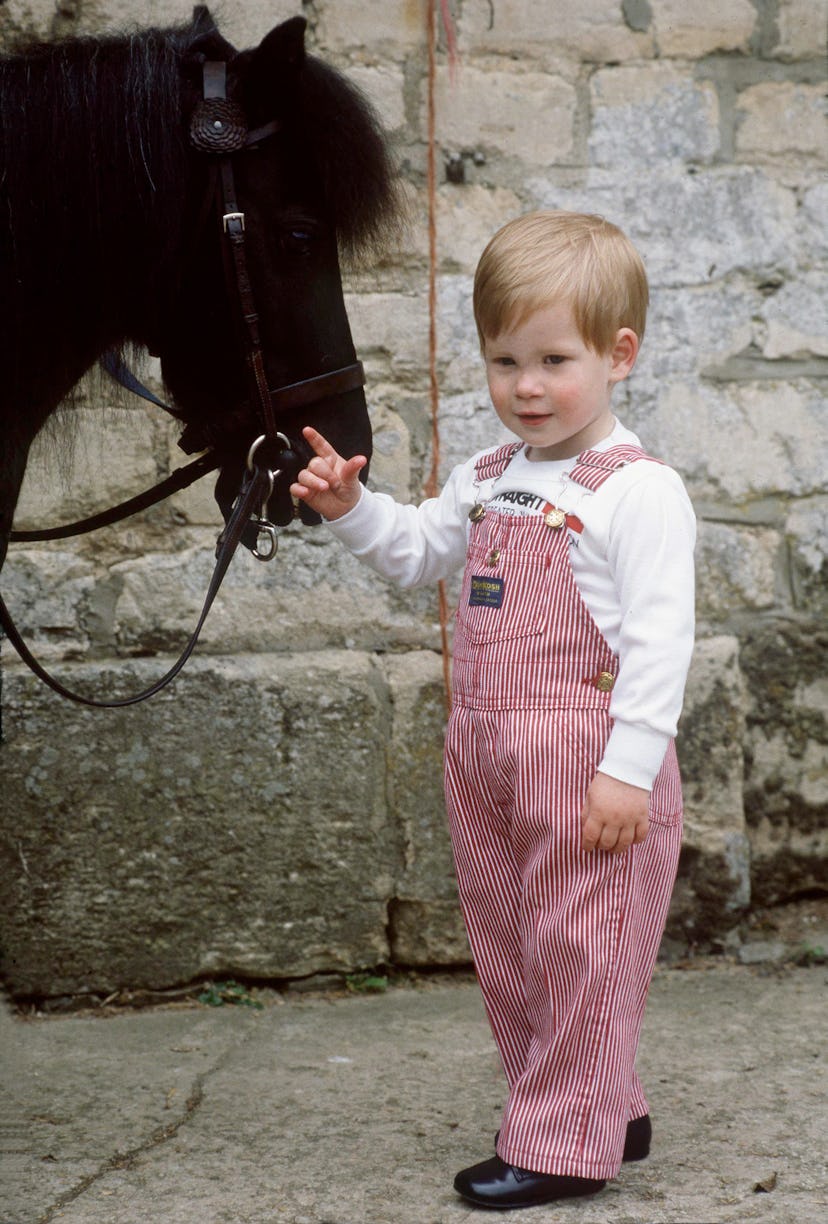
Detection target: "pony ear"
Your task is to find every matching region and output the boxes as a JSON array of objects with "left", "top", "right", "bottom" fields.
[
  {"left": 184, "top": 7, "right": 237, "bottom": 74},
  {"left": 252, "top": 16, "right": 307, "bottom": 73},
  {"left": 191, "top": 6, "right": 218, "bottom": 37},
  {"left": 240, "top": 16, "right": 307, "bottom": 117}
]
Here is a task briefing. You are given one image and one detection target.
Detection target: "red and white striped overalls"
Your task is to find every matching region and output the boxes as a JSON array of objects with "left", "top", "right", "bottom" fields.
[{"left": 444, "top": 443, "right": 683, "bottom": 1180}]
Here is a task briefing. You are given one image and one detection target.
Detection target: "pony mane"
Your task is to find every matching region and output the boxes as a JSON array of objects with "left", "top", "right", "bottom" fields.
[
  {"left": 296, "top": 53, "right": 403, "bottom": 260},
  {"left": 0, "top": 26, "right": 192, "bottom": 332},
  {"left": 0, "top": 16, "right": 401, "bottom": 342}
]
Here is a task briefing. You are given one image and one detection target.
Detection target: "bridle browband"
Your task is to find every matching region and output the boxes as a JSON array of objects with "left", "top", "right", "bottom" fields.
[{"left": 0, "top": 58, "right": 366, "bottom": 706}]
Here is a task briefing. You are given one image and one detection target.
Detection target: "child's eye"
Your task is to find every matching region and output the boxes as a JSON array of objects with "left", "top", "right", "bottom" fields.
[{"left": 544, "top": 355, "right": 565, "bottom": 365}]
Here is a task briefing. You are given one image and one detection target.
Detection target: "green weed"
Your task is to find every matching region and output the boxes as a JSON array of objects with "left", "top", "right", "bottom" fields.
[
  {"left": 792, "top": 943, "right": 827, "bottom": 967},
  {"left": 345, "top": 972, "right": 389, "bottom": 994},
  {"left": 197, "top": 980, "right": 264, "bottom": 1009}
]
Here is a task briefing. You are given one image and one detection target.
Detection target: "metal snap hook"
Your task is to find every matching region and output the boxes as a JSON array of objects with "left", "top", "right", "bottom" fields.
[
  {"left": 252, "top": 521, "right": 279, "bottom": 562},
  {"left": 250, "top": 469, "right": 280, "bottom": 562},
  {"left": 245, "top": 439, "right": 289, "bottom": 561},
  {"left": 260, "top": 468, "right": 276, "bottom": 510}
]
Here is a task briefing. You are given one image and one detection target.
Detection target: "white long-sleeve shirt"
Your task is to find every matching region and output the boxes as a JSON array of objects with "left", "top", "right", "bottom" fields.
[{"left": 328, "top": 419, "right": 696, "bottom": 791}]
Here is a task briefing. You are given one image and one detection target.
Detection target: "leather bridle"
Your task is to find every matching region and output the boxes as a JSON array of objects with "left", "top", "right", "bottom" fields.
[{"left": 0, "top": 59, "right": 366, "bottom": 706}]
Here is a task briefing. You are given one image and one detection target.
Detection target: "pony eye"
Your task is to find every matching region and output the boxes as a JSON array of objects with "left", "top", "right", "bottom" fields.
[{"left": 283, "top": 227, "right": 314, "bottom": 255}]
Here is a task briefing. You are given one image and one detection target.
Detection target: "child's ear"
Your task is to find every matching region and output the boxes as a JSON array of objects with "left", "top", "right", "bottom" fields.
[{"left": 608, "top": 328, "right": 639, "bottom": 383}]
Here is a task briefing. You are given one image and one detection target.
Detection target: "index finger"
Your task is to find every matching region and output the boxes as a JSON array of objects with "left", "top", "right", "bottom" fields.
[{"left": 302, "top": 426, "right": 341, "bottom": 465}]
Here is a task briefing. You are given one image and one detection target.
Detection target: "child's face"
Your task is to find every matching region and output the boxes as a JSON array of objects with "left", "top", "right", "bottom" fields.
[{"left": 482, "top": 302, "right": 638, "bottom": 461}]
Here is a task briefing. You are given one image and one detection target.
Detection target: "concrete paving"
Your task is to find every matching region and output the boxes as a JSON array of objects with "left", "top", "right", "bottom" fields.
[{"left": 1, "top": 960, "right": 826, "bottom": 1224}]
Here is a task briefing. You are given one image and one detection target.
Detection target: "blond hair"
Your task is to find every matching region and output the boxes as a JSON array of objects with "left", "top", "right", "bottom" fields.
[{"left": 473, "top": 211, "right": 648, "bottom": 354}]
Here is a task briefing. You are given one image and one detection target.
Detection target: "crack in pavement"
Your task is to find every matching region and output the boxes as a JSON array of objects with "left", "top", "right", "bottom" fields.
[
  {"left": 34, "top": 1021, "right": 258, "bottom": 1224},
  {"left": 35, "top": 1077, "right": 205, "bottom": 1224}
]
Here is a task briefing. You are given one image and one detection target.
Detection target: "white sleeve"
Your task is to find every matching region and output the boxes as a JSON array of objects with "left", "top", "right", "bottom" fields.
[
  {"left": 598, "top": 467, "right": 696, "bottom": 790},
  {"left": 325, "top": 462, "right": 473, "bottom": 588}
]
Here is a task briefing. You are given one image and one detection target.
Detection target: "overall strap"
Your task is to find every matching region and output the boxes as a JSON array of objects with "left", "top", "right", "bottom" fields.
[
  {"left": 568, "top": 445, "right": 658, "bottom": 492},
  {"left": 474, "top": 442, "right": 522, "bottom": 482}
]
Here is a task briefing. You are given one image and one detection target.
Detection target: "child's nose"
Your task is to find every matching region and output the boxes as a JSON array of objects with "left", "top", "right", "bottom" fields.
[{"left": 515, "top": 368, "right": 544, "bottom": 397}]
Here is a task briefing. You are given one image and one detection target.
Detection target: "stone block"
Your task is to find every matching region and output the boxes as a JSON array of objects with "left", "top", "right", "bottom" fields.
[
  {"left": 431, "top": 66, "right": 577, "bottom": 166},
  {"left": 165, "top": 423, "right": 221, "bottom": 528},
  {"left": 0, "top": 0, "right": 55, "bottom": 43},
  {"left": 14, "top": 405, "right": 160, "bottom": 533},
  {"left": 361, "top": 398, "right": 414, "bottom": 502},
  {"left": 71, "top": 1, "right": 300, "bottom": 46},
  {"left": 0, "top": 548, "right": 96, "bottom": 660},
  {"left": 72, "top": 0, "right": 196, "bottom": 34},
  {"left": 389, "top": 899, "right": 470, "bottom": 966},
  {"left": 458, "top": 0, "right": 652, "bottom": 61},
  {"left": 344, "top": 291, "right": 430, "bottom": 382},
  {"left": 756, "top": 271, "right": 828, "bottom": 361},
  {"left": 632, "top": 280, "right": 756, "bottom": 399},
  {"left": 644, "top": 380, "right": 827, "bottom": 504},
  {"left": 436, "top": 274, "right": 483, "bottom": 398},
  {"left": 589, "top": 65, "right": 720, "bottom": 166},
  {"left": 383, "top": 651, "right": 469, "bottom": 966},
  {"left": 0, "top": 651, "right": 395, "bottom": 998},
  {"left": 772, "top": 0, "right": 828, "bottom": 61},
  {"left": 227, "top": 1, "right": 311, "bottom": 50},
  {"left": 695, "top": 522, "right": 782, "bottom": 621},
  {"left": 383, "top": 652, "right": 453, "bottom": 899},
  {"left": 110, "top": 539, "right": 231, "bottom": 654},
  {"left": 786, "top": 497, "right": 828, "bottom": 616},
  {"left": 669, "top": 636, "right": 751, "bottom": 941},
  {"left": 315, "top": 0, "right": 426, "bottom": 55},
  {"left": 527, "top": 166, "right": 798, "bottom": 289},
  {"left": 740, "top": 620, "right": 828, "bottom": 905},
  {"left": 736, "top": 83, "right": 826, "bottom": 164},
  {"left": 346, "top": 64, "right": 407, "bottom": 133},
  {"left": 436, "top": 185, "right": 523, "bottom": 273},
  {"left": 626, "top": 281, "right": 758, "bottom": 430},
  {"left": 436, "top": 391, "right": 511, "bottom": 482},
  {"left": 651, "top": 0, "right": 756, "bottom": 56},
  {"left": 799, "top": 181, "right": 828, "bottom": 265},
  {"left": 109, "top": 527, "right": 443, "bottom": 657}
]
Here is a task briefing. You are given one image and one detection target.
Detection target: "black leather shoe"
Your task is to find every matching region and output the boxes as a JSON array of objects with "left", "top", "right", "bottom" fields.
[
  {"left": 622, "top": 1113, "right": 652, "bottom": 1162},
  {"left": 454, "top": 1156, "right": 606, "bottom": 1209}
]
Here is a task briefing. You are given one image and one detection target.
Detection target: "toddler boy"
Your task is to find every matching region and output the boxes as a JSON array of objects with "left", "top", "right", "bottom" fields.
[{"left": 291, "top": 211, "right": 695, "bottom": 1209}]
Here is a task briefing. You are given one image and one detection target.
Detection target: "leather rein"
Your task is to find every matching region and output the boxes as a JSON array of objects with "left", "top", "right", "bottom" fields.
[{"left": 0, "top": 60, "right": 365, "bottom": 708}]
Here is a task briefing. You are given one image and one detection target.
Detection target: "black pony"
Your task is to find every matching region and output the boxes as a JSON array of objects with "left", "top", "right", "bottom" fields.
[{"left": 0, "top": 7, "right": 399, "bottom": 569}]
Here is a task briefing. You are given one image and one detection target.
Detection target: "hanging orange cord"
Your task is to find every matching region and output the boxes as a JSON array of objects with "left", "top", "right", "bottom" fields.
[{"left": 425, "top": 1, "right": 458, "bottom": 713}]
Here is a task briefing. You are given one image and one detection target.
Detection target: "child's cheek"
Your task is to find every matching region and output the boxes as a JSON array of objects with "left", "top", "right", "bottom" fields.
[{"left": 550, "top": 378, "right": 581, "bottom": 412}]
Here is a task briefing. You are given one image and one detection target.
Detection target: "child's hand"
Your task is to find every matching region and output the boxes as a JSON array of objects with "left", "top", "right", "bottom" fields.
[
  {"left": 581, "top": 772, "right": 649, "bottom": 854},
  {"left": 290, "top": 426, "right": 367, "bottom": 521}
]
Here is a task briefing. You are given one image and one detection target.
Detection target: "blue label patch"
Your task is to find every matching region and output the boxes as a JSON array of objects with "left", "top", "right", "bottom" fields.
[{"left": 469, "top": 575, "right": 505, "bottom": 608}]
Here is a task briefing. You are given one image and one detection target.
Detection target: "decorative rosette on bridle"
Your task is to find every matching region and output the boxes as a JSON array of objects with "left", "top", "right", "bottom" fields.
[{"left": 189, "top": 98, "right": 248, "bottom": 153}]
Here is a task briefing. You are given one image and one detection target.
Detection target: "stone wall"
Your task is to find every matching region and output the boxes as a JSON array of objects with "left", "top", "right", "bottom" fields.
[{"left": 1, "top": 0, "right": 825, "bottom": 999}]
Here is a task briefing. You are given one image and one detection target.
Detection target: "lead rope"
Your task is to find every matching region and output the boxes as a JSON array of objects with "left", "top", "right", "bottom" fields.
[
  {"left": 425, "top": 0, "right": 458, "bottom": 715},
  {"left": 0, "top": 464, "right": 271, "bottom": 707}
]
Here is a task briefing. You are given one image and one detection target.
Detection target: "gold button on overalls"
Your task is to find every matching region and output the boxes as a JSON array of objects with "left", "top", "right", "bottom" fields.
[{"left": 544, "top": 509, "right": 566, "bottom": 529}]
